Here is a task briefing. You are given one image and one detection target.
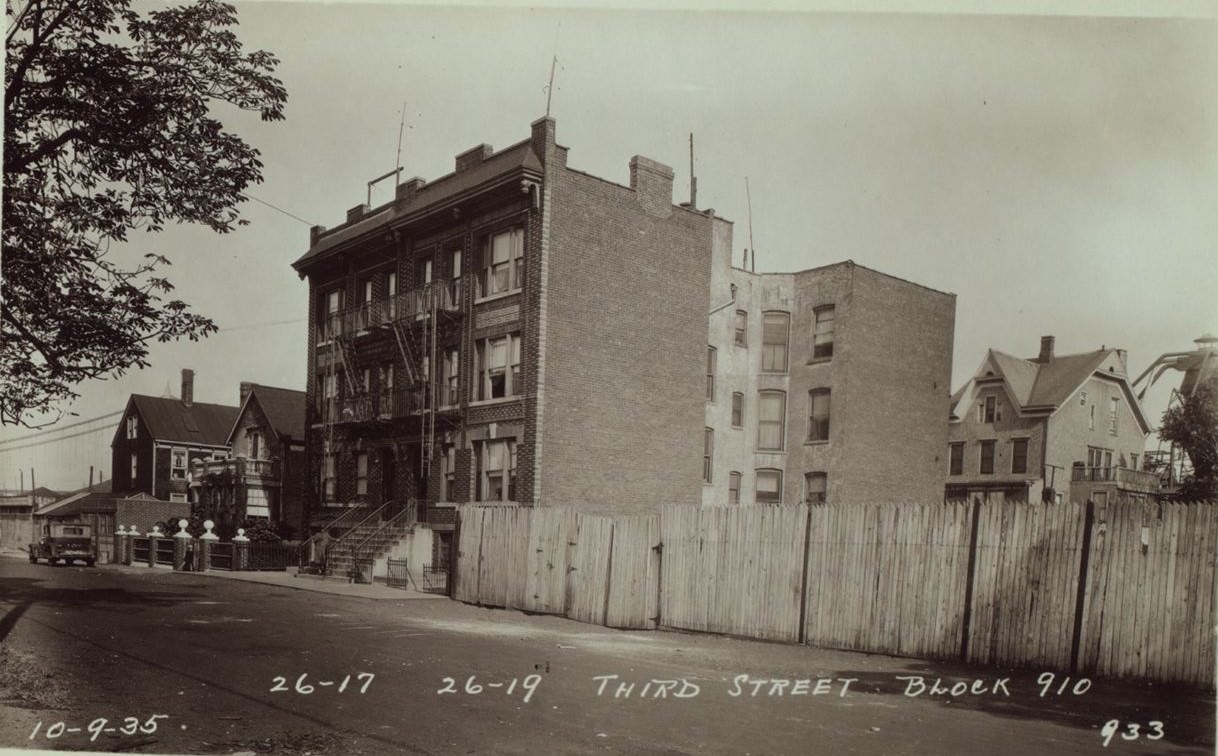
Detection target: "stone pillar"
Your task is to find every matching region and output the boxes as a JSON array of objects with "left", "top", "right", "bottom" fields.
[
  {"left": 173, "top": 519, "right": 192, "bottom": 571},
  {"left": 123, "top": 526, "right": 138, "bottom": 565},
  {"left": 233, "top": 528, "right": 250, "bottom": 571},
  {"left": 147, "top": 526, "right": 162, "bottom": 567},
  {"left": 113, "top": 525, "right": 127, "bottom": 567},
  {"left": 199, "top": 520, "right": 219, "bottom": 571}
]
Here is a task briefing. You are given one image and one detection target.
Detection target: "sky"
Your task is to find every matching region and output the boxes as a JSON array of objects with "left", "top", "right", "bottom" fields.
[{"left": 3, "top": 1, "right": 1217, "bottom": 491}]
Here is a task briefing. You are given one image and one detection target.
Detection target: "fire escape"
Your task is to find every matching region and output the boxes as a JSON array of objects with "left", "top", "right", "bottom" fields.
[{"left": 320, "top": 279, "right": 466, "bottom": 506}]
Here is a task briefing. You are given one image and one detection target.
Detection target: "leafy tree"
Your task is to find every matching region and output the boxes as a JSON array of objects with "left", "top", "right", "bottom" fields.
[
  {"left": 2, "top": 0, "right": 287, "bottom": 427},
  {"left": 1159, "top": 383, "right": 1218, "bottom": 502}
]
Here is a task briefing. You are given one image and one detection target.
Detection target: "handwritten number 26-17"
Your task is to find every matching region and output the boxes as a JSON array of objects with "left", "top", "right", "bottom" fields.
[{"left": 1100, "top": 719, "right": 1164, "bottom": 747}]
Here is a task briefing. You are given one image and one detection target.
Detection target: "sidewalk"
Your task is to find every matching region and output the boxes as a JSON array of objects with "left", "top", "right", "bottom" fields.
[{"left": 103, "top": 561, "right": 448, "bottom": 601}]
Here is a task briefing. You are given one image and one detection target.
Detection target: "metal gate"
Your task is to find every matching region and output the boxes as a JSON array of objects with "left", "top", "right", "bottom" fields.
[{"left": 386, "top": 558, "right": 412, "bottom": 590}]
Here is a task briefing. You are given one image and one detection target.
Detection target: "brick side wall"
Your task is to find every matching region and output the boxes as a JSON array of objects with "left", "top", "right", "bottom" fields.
[
  {"left": 116, "top": 499, "right": 190, "bottom": 535},
  {"left": 821, "top": 265, "right": 955, "bottom": 504},
  {"left": 540, "top": 164, "right": 714, "bottom": 515}
]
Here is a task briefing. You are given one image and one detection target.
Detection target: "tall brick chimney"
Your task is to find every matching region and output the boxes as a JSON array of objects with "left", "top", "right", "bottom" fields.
[
  {"left": 240, "top": 381, "right": 254, "bottom": 405},
  {"left": 181, "top": 369, "right": 194, "bottom": 407},
  {"left": 629, "top": 156, "right": 674, "bottom": 216},
  {"left": 1038, "top": 336, "right": 1055, "bottom": 364}
]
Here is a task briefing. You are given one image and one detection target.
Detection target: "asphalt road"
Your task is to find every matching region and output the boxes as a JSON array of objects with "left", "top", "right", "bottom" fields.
[{"left": 0, "top": 555, "right": 1213, "bottom": 755}]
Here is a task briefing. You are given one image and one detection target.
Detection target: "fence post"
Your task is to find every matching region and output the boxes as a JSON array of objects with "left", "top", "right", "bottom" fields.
[
  {"left": 199, "top": 519, "right": 219, "bottom": 571},
  {"left": 1069, "top": 499, "right": 1096, "bottom": 673},
  {"left": 173, "top": 519, "right": 192, "bottom": 571},
  {"left": 959, "top": 498, "right": 983, "bottom": 661},
  {"left": 797, "top": 504, "right": 814, "bottom": 645},
  {"left": 147, "top": 526, "right": 162, "bottom": 567},
  {"left": 233, "top": 528, "right": 250, "bottom": 571}
]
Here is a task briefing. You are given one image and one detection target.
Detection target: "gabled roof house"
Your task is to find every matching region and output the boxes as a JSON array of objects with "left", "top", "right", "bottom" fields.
[
  {"left": 110, "top": 369, "right": 239, "bottom": 503},
  {"left": 947, "top": 336, "right": 1154, "bottom": 504}
]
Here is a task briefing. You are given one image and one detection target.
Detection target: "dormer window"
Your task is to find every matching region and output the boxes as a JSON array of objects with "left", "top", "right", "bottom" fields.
[
  {"left": 126, "top": 416, "right": 137, "bottom": 439},
  {"left": 978, "top": 395, "right": 1002, "bottom": 424}
]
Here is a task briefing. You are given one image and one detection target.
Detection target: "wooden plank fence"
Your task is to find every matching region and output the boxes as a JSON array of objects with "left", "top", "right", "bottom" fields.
[{"left": 454, "top": 500, "right": 1216, "bottom": 688}]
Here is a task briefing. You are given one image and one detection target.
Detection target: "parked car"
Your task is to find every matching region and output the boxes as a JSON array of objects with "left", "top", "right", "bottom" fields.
[{"left": 29, "top": 523, "right": 96, "bottom": 566}]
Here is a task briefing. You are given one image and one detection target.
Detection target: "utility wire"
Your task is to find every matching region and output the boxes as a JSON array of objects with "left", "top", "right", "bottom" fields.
[
  {"left": 242, "top": 193, "right": 316, "bottom": 227},
  {"left": 0, "top": 423, "right": 114, "bottom": 452},
  {"left": 0, "top": 410, "right": 123, "bottom": 446}
]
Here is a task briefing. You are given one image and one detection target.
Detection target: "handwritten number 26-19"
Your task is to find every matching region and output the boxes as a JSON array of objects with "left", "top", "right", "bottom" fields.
[{"left": 1100, "top": 719, "right": 1164, "bottom": 747}]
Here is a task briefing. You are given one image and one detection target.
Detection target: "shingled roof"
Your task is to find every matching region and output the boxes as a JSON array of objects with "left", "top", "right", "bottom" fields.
[
  {"left": 231, "top": 384, "right": 306, "bottom": 443},
  {"left": 127, "top": 394, "right": 238, "bottom": 446},
  {"left": 952, "top": 346, "right": 1150, "bottom": 433}
]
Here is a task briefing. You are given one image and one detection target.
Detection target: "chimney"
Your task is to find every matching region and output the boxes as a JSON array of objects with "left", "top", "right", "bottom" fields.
[
  {"left": 455, "top": 144, "right": 493, "bottom": 173},
  {"left": 629, "top": 156, "right": 675, "bottom": 216},
  {"left": 395, "top": 176, "right": 426, "bottom": 204},
  {"left": 240, "top": 381, "right": 254, "bottom": 405},
  {"left": 1038, "top": 336, "right": 1055, "bottom": 364},
  {"left": 181, "top": 369, "right": 194, "bottom": 407},
  {"left": 346, "top": 203, "right": 370, "bottom": 223}
]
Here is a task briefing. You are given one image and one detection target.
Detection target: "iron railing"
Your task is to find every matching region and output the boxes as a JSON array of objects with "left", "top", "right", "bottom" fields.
[
  {"left": 386, "top": 558, "right": 413, "bottom": 590},
  {"left": 154, "top": 539, "right": 175, "bottom": 566},
  {"left": 351, "top": 500, "right": 417, "bottom": 563},
  {"left": 209, "top": 542, "right": 234, "bottom": 570},
  {"left": 422, "top": 564, "right": 448, "bottom": 594},
  {"left": 1071, "top": 466, "right": 1161, "bottom": 491},
  {"left": 245, "top": 541, "right": 302, "bottom": 571},
  {"left": 319, "top": 281, "right": 463, "bottom": 342}
]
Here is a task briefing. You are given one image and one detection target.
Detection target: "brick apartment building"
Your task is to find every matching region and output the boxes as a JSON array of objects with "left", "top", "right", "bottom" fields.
[
  {"left": 703, "top": 255, "right": 956, "bottom": 506},
  {"left": 292, "top": 117, "right": 729, "bottom": 533}
]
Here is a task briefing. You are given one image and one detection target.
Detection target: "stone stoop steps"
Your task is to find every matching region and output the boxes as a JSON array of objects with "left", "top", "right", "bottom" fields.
[{"left": 325, "top": 518, "right": 414, "bottom": 579}]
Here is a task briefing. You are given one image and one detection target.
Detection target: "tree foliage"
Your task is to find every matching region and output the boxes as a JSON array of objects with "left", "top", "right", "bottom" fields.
[
  {"left": 1159, "top": 383, "right": 1218, "bottom": 502},
  {"left": 2, "top": 0, "right": 287, "bottom": 427}
]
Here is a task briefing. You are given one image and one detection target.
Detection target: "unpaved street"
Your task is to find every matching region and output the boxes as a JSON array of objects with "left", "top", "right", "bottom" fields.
[{"left": 1, "top": 556, "right": 1212, "bottom": 755}]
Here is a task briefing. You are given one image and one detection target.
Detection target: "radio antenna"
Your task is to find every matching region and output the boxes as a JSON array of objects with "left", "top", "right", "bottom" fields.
[
  {"left": 395, "top": 101, "right": 407, "bottom": 175},
  {"left": 545, "top": 56, "right": 558, "bottom": 117},
  {"left": 745, "top": 176, "right": 756, "bottom": 272},
  {"left": 689, "top": 133, "right": 697, "bottom": 208}
]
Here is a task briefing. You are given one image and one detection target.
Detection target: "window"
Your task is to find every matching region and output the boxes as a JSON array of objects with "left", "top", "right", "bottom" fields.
[
  {"left": 169, "top": 493, "right": 187, "bottom": 503},
  {"left": 476, "top": 334, "right": 521, "bottom": 400},
  {"left": 362, "top": 279, "right": 373, "bottom": 305},
  {"left": 757, "top": 391, "right": 786, "bottom": 450},
  {"left": 451, "top": 248, "right": 462, "bottom": 281},
  {"left": 1089, "top": 404, "right": 1095, "bottom": 431},
  {"left": 1011, "top": 438, "right": 1029, "bottom": 474},
  {"left": 734, "top": 310, "right": 748, "bottom": 346},
  {"left": 761, "top": 312, "right": 789, "bottom": 372},
  {"left": 805, "top": 472, "right": 827, "bottom": 505},
  {"left": 356, "top": 452, "right": 368, "bottom": 496},
  {"left": 703, "top": 428, "right": 714, "bottom": 483},
  {"left": 481, "top": 227, "right": 524, "bottom": 297},
  {"left": 322, "top": 453, "right": 336, "bottom": 499},
  {"left": 979, "top": 395, "right": 1001, "bottom": 424},
  {"left": 728, "top": 472, "right": 741, "bottom": 504},
  {"left": 756, "top": 469, "right": 782, "bottom": 503},
  {"left": 807, "top": 389, "right": 831, "bottom": 442},
  {"left": 380, "top": 363, "right": 394, "bottom": 393},
  {"left": 949, "top": 442, "right": 964, "bottom": 476},
  {"left": 386, "top": 271, "right": 397, "bottom": 318},
  {"left": 442, "top": 348, "right": 460, "bottom": 406},
  {"left": 1109, "top": 396, "right": 1119, "bottom": 435},
  {"left": 1131, "top": 453, "right": 1139, "bottom": 471},
  {"left": 441, "top": 445, "right": 457, "bottom": 501},
  {"left": 126, "top": 416, "right": 137, "bottom": 439},
  {"left": 812, "top": 306, "right": 835, "bottom": 359},
  {"left": 731, "top": 392, "right": 744, "bottom": 428},
  {"left": 248, "top": 432, "right": 262, "bottom": 460},
  {"left": 361, "top": 368, "right": 371, "bottom": 394},
  {"left": 320, "top": 288, "right": 342, "bottom": 340},
  {"left": 130, "top": 452, "right": 138, "bottom": 480},
  {"left": 420, "top": 256, "right": 433, "bottom": 286},
  {"left": 979, "top": 440, "right": 995, "bottom": 474},
  {"left": 477, "top": 439, "right": 516, "bottom": 501},
  {"left": 706, "top": 347, "right": 717, "bottom": 401},
  {"left": 171, "top": 448, "right": 187, "bottom": 479}
]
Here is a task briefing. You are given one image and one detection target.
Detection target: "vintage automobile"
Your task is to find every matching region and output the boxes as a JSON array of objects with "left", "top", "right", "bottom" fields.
[{"left": 29, "top": 522, "right": 96, "bottom": 567}]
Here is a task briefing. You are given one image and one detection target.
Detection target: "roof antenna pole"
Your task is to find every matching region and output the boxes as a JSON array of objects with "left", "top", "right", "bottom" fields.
[
  {"left": 395, "top": 101, "right": 407, "bottom": 177},
  {"left": 545, "top": 55, "right": 558, "bottom": 118},
  {"left": 745, "top": 176, "right": 756, "bottom": 272},
  {"left": 689, "top": 133, "right": 697, "bottom": 208}
]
